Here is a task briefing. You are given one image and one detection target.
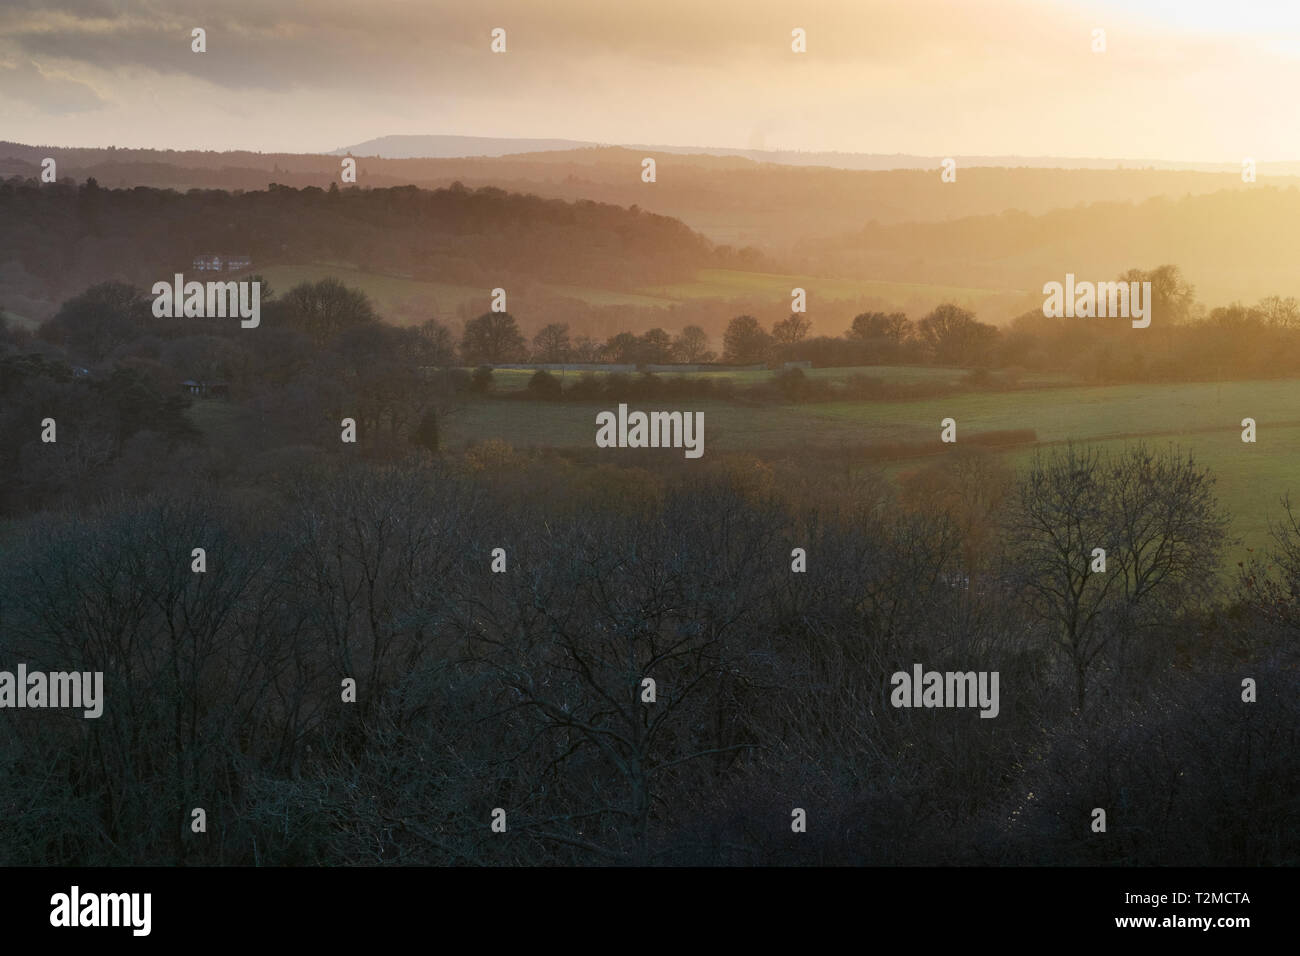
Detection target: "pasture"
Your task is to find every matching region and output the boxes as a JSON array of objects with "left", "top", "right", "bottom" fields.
[
  {"left": 252, "top": 262, "right": 1016, "bottom": 320},
  {"left": 638, "top": 268, "right": 1014, "bottom": 305},
  {"left": 441, "top": 370, "right": 1300, "bottom": 564}
]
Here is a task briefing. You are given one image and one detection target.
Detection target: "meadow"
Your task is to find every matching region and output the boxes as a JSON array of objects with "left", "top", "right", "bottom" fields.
[
  {"left": 638, "top": 268, "right": 1014, "bottom": 306},
  {"left": 253, "top": 264, "right": 486, "bottom": 321},
  {"left": 184, "top": 363, "right": 1300, "bottom": 564},
  {"left": 435, "top": 369, "right": 1300, "bottom": 564},
  {"left": 252, "top": 263, "right": 1016, "bottom": 321},
  {"left": 0, "top": 308, "right": 36, "bottom": 331}
]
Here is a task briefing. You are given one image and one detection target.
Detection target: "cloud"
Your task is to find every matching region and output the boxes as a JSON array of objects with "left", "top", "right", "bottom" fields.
[
  {"left": 0, "top": 58, "right": 105, "bottom": 112},
  {"left": 2, "top": 0, "right": 1298, "bottom": 157},
  {"left": 0, "top": 0, "right": 1087, "bottom": 92}
]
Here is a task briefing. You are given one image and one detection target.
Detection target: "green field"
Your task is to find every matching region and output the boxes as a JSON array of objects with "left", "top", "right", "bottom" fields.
[
  {"left": 254, "top": 264, "right": 483, "bottom": 322},
  {"left": 539, "top": 284, "right": 678, "bottom": 307},
  {"left": 441, "top": 374, "right": 1300, "bottom": 563},
  {"left": 253, "top": 263, "right": 1012, "bottom": 318},
  {"left": 637, "top": 268, "right": 1014, "bottom": 304},
  {"left": 182, "top": 360, "right": 1300, "bottom": 563},
  {"left": 0, "top": 308, "right": 36, "bottom": 331}
]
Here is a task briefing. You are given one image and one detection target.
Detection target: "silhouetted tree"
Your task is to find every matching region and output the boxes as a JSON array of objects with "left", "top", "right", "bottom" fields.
[
  {"left": 409, "top": 408, "right": 440, "bottom": 454},
  {"left": 604, "top": 331, "right": 641, "bottom": 364},
  {"left": 848, "top": 311, "right": 910, "bottom": 342},
  {"left": 772, "top": 313, "right": 811, "bottom": 345},
  {"left": 916, "top": 304, "right": 998, "bottom": 365},
  {"left": 461, "top": 312, "right": 525, "bottom": 364},
  {"left": 532, "top": 323, "right": 571, "bottom": 363},
  {"left": 1004, "top": 443, "right": 1229, "bottom": 707},
  {"left": 671, "top": 325, "right": 714, "bottom": 363},
  {"left": 640, "top": 328, "right": 673, "bottom": 364},
  {"left": 415, "top": 318, "right": 456, "bottom": 365},
  {"left": 571, "top": 335, "right": 602, "bottom": 363},
  {"left": 1118, "top": 264, "right": 1197, "bottom": 325},
  {"left": 280, "top": 278, "right": 378, "bottom": 347},
  {"left": 723, "top": 315, "right": 772, "bottom": 365},
  {"left": 1257, "top": 295, "right": 1300, "bottom": 329},
  {"left": 1240, "top": 494, "right": 1300, "bottom": 635},
  {"left": 39, "top": 282, "right": 150, "bottom": 363},
  {"left": 527, "top": 369, "right": 562, "bottom": 398}
]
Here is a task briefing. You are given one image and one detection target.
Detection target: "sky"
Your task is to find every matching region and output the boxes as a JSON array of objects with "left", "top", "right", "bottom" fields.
[{"left": 1, "top": 0, "right": 1298, "bottom": 160}]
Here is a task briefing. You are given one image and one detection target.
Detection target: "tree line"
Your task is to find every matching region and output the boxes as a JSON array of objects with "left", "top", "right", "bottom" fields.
[
  {"left": 456, "top": 263, "right": 1300, "bottom": 386},
  {"left": 0, "top": 177, "right": 722, "bottom": 320}
]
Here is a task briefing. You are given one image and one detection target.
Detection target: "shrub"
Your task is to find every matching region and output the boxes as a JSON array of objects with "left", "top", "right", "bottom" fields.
[{"left": 526, "top": 369, "right": 563, "bottom": 399}]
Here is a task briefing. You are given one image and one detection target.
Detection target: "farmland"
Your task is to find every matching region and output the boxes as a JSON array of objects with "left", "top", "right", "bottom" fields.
[
  {"left": 252, "top": 264, "right": 484, "bottom": 322},
  {"left": 251, "top": 263, "right": 1019, "bottom": 323},
  {"left": 438, "top": 368, "right": 1300, "bottom": 563},
  {"left": 638, "top": 268, "right": 1015, "bottom": 306}
]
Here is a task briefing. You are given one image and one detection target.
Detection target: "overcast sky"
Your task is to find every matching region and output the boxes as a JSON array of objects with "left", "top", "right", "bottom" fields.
[{"left": 2, "top": 0, "right": 1297, "bottom": 160}]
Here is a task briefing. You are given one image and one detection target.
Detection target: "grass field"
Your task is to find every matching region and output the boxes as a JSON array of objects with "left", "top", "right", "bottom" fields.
[
  {"left": 439, "top": 373, "right": 1300, "bottom": 564},
  {"left": 254, "top": 264, "right": 484, "bottom": 322},
  {"left": 252, "top": 262, "right": 1013, "bottom": 318},
  {"left": 539, "top": 284, "right": 678, "bottom": 307},
  {"left": 637, "top": 268, "right": 1014, "bottom": 304},
  {"left": 0, "top": 308, "right": 36, "bottom": 331},
  {"left": 182, "top": 361, "right": 1300, "bottom": 564}
]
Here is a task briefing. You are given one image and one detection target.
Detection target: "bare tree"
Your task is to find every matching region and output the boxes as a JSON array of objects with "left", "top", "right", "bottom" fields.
[
  {"left": 1118, "top": 264, "right": 1197, "bottom": 325},
  {"left": 461, "top": 480, "right": 784, "bottom": 863},
  {"left": 916, "top": 304, "right": 997, "bottom": 365},
  {"left": 848, "top": 311, "right": 910, "bottom": 343},
  {"left": 415, "top": 318, "right": 456, "bottom": 365},
  {"left": 279, "top": 279, "right": 378, "bottom": 347},
  {"left": 1004, "top": 443, "right": 1229, "bottom": 707},
  {"left": 671, "top": 325, "right": 714, "bottom": 363},
  {"left": 772, "top": 314, "right": 811, "bottom": 345},
  {"left": 722, "top": 315, "right": 771, "bottom": 365},
  {"left": 570, "top": 335, "right": 603, "bottom": 363},
  {"left": 460, "top": 312, "right": 526, "bottom": 365},
  {"left": 532, "top": 323, "right": 571, "bottom": 363}
]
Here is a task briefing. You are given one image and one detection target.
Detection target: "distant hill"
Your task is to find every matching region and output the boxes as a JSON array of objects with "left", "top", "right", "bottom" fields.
[
  {"left": 7, "top": 141, "right": 1300, "bottom": 321},
  {"left": 800, "top": 186, "right": 1300, "bottom": 306},
  {"left": 331, "top": 135, "right": 596, "bottom": 159},
  {"left": 330, "top": 134, "right": 1300, "bottom": 175},
  {"left": 5, "top": 141, "right": 1292, "bottom": 253},
  {"left": 0, "top": 180, "right": 730, "bottom": 323}
]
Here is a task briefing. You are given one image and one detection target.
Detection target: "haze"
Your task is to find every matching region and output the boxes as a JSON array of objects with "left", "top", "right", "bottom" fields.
[{"left": 2, "top": 0, "right": 1298, "bottom": 161}]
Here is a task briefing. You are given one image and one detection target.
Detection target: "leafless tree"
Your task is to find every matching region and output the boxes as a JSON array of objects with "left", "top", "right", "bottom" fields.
[{"left": 1004, "top": 443, "right": 1229, "bottom": 707}]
